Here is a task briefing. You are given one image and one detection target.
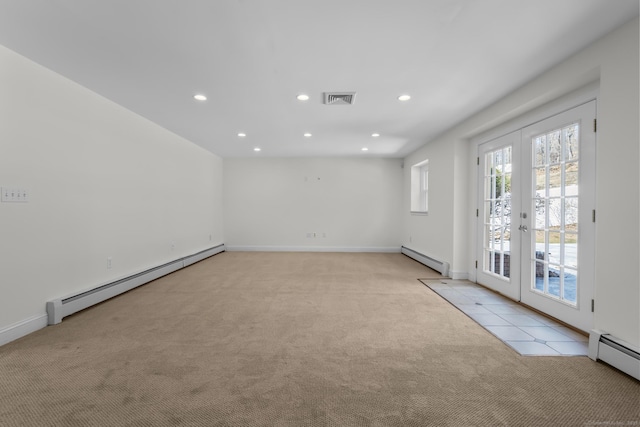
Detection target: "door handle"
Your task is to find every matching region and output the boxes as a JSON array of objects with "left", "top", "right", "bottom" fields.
[{"left": 519, "top": 225, "right": 528, "bottom": 232}]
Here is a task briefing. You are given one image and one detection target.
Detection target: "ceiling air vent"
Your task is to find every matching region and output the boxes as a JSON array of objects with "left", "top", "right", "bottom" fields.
[{"left": 323, "top": 92, "right": 356, "bottom": 105}]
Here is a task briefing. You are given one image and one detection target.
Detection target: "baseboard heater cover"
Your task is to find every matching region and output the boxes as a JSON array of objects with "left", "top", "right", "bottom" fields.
[
  {"left": 589, "top": 330, "right": 640, "bottom": 380},
  {"left": 46, "top": 244, "right": 225, "bottom": 325},
  {"left": 401, "top": 246, "right": 450, "bottom": 277},
  {"left": 183, "top": 245, "right": 224, "bottom": 267}
]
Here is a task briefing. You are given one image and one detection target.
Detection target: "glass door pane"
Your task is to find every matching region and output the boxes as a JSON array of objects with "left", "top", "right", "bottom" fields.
[
  {"left": 483, "top": 146, "right": 512, "bottom": 279},
  {"left": 531, "top": 124, "right": 579, "bottom": 305},
  {"left": 520, "top": 100, "right": 596, "bottom": 332},
  {"left": 476, "top": 130, "right": 521, "bottom": 301}
]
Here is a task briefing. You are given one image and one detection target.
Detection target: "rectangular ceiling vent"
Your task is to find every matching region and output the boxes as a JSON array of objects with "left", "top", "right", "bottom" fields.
[{"left": 323, "top": 92, "right": 356, "bottom": 105}]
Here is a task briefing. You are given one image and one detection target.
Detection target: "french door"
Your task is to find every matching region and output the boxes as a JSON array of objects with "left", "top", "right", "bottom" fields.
[
  {"left": 477, "top": 131, "right": 522, "bottom": 301},
  {"left": 477, "top": 101, "right": 596, "bottom": 332}
]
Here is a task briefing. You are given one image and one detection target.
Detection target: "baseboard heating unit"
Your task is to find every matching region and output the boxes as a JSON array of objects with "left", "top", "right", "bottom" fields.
[
  {"left": 589, "top": 330, "right": 640, "bottom": 380},
  {"left": 46, "top": 244, "right": 225, "bottom": 325},
  {"left": 401, "top": 246, "right": 450, "bottom": 277}
]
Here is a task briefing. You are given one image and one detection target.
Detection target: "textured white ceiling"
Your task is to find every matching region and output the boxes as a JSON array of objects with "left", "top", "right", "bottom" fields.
[{"left": 0, "top": 0, "right": 637, "bottom": 158}]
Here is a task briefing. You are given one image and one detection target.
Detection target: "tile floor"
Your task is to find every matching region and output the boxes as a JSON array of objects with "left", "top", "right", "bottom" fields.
[{"left": 420, "top": 279, "right": 589, "bottom": 356}]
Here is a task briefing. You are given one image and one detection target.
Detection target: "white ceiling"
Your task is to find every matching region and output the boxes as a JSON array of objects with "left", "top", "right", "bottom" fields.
[{"left": 0, "top": 1, "right": 637, "bottom": 158}]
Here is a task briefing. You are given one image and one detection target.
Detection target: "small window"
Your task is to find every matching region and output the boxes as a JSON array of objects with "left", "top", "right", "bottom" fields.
[{"left": 411, "top": 160, "right": 428, "bottom": 214}]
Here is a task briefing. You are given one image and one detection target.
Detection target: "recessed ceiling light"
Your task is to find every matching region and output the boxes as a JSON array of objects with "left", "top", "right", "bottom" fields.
[
  {"left": 297, "top": 94, "right": 310, "bottom": 101},
  {"left": 237, "top": 133, "right": 246, "bottom": 137},
  {"left": 361, "top": 147, "right": 369, "bottom": 151},
  {"left": 253, "top": 147, "right": 261, "bottom": 152},
  {"left": 371, "top": 133, "right": 380, "bottom": 137},
  {"left": 194, "top": 94, "right": 207, "bottom": 101},
  {"left": 398, "top": 94, "right": 411, "bottom": 101},
  {"left": 304, "top": 133, "right": 312, "bottom": 137}
]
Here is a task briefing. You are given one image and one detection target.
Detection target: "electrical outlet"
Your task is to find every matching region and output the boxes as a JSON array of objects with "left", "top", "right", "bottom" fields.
[
  {"left": 107, "top": 257, "right": 112, "bottom": 270},
  {"left": 171, "top": 242, "right": 175, "bottom": 251},
  {"left": 209, "top": 234, "right": 212, "bottom": 241}
]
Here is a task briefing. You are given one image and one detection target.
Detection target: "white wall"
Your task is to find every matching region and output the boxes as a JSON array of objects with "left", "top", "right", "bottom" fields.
[
  {"left": 403, "top": 18, "right": 639, "bottom": 345},
  {"left": 224, "top": 158, "right": 402, "bottom": 251},
  {"left": 0, "top": 45, "right": 224, "bottom": 342},
  {"left": 591, "top": 19, "right": 639, "bottom": 345},
  {"left": 402, "top": 138, "right": 456, "bottom": 274}
]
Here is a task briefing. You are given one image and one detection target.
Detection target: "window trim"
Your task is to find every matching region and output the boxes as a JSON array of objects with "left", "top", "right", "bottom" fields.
[{"left": 410, "top": 159, "right": 429, "bottom": 214}]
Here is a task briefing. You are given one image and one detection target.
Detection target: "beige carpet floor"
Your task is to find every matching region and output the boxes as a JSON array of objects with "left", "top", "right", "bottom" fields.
[{"left": 0, "top": 252, "right": 638, "bottom": 426}]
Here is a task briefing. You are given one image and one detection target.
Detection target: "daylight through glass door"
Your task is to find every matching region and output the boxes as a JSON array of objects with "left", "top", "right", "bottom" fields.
[
  {"left": 531, "top": 123, "right": 579, "bottom": 305},
  {"left": 483, "top": 146, "right": 513, "bottom": 280}
]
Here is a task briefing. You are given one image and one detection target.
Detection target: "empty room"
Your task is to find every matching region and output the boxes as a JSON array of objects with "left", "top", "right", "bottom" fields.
[{"left": 1, "top": 1, "right": 638, "bottom": 425}]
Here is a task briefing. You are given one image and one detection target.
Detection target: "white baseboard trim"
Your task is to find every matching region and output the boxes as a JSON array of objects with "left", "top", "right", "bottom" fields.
[
  {"left": 225, "top": 245, "right": 402, "bottom": 253},
  {"left": 0, "top": 314, "right": 48, "bottom": 347},
  {"left": 449, "top": 271, "right": 469, "bottom": 280}
]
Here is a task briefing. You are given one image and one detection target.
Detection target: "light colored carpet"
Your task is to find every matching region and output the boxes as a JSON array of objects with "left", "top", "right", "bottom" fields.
[{"left": 0, "top": 252, "right": 638, "bottom": 426}]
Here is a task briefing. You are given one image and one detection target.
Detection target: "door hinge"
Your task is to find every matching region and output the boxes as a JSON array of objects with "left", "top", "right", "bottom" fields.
[
  {"left": 475, "top": 260, "right": 478, "bottom": 269},
  {"left": 477, "top": 157, "right": 480, "bottom": 165},
  {"left": 593, "top": 118, "right": 597, "bottom": 133},
  {"left": 591, "top": 299, "right": 595, "bottom": 312},
  {"left": 476, "top": 208, "right": 479, "bottom": 217},
  {"left": 592, "top": 209, "right": 596, "bottom": 223}
]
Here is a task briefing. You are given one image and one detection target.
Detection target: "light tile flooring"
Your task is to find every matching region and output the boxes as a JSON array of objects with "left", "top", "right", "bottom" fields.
[{"left": 420, "top": 279, "right": 589, "bottom": 356}]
